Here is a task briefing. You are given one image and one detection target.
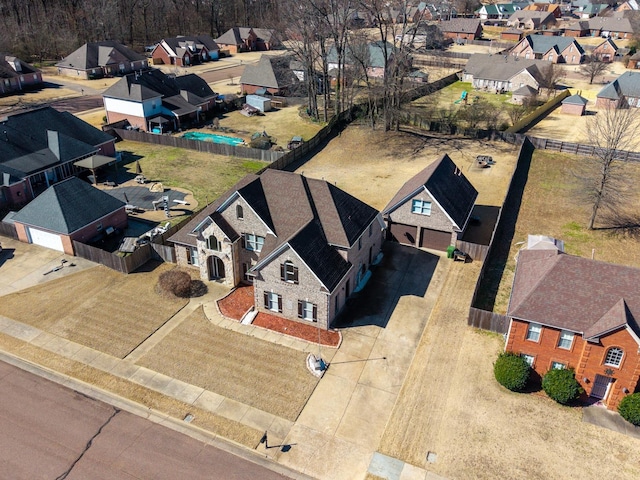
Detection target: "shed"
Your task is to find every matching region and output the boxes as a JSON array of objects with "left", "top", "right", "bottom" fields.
[
  {"left": 245, "top": 94, "right": 272, "bottom": 112},
  {"left": 561, "top": 94, "right": 588, "bottom": 115},
  {"left": 501, "top": 28, "right": 523, "bottom": 42},
  {"left": 512, "top": 85, "right": 538, "bottom": 104}
]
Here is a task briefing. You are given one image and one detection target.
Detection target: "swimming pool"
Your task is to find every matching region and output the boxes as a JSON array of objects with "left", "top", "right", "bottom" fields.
[{"left": 182, "top": 131, "right": 244, "bottom": 146}]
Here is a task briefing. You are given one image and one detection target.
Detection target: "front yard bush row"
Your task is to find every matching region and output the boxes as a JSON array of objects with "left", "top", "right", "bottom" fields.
[
  {"left": 494, "top": 352, "right": 531, "bottom": 392},
  {"left": 618, "top": 393, "right": 640, "bottom": 426},
  {"left": 541, "top": 368, "right": 583, "bottom": 405}
]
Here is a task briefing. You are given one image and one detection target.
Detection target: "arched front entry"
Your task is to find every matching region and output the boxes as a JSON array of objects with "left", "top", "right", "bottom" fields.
[{"left": 207, "top": 256, "right": 225, "bottom": 280}]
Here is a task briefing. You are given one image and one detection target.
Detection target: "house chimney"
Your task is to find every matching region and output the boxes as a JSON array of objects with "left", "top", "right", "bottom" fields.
[{"left": 47, "top": 130, "right": 61, "bottom": 160}]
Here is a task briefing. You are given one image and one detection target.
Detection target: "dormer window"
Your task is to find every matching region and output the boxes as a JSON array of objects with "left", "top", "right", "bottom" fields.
[
  {"left": 236, "top": 204, "right": 244, "bottom": 220},
  {"left": 604, "top": 347, "right": 623, "bottom": 367}
]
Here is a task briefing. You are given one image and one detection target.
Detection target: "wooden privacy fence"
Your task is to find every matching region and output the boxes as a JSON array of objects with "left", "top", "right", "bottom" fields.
[
  {"left": 73, "top": 241, "right": 152, "bottom": 274},
  {"left": 527, "top": 137, "right": 640, "bottom": 161},
  {"left": 455, "top": 240, "right": 490, "bottom": 262},
  {"left": 467, "top": 307, "right": 509, "bottom": 333},
  {"left": 0, "top": 222, "right": 17, "bottom": 239}
]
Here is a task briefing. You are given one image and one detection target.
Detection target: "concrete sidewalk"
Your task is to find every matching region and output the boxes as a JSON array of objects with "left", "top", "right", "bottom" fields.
[{"left": 583, "top": 405, "right": 640, "bottom": 439}]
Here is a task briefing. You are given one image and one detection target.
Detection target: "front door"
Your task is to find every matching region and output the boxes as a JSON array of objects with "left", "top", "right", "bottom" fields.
[
  {"left": 590, "top": 374, "right": 613, "bottom": 400},
  {"left": 207, "top": 256, "right": 225, "bottom": 280}
]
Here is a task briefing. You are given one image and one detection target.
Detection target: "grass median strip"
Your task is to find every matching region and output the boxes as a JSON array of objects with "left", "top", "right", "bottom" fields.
[
  {"left": 0, "top": 332, "right": 262, "bottom": 447},
  {"left": 135, "top": 307, "right": 319, "bottom": 422}
]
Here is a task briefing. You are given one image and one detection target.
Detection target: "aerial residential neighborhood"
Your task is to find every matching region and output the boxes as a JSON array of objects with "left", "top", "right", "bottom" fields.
[{"left": 1, "top": 1, "right": 640, "bottom": 479}]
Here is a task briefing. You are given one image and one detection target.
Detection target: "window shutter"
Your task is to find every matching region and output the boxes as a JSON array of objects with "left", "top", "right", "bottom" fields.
[
  {"left": 277, "top": 295, "right": 283, "bottom": 313},
  {"left": 293, "top": 266, "right": 299, "bottom": 284},
  {"left": 241, "top": 235, "right": 246, "bottom": 249},
  {"left": 280, "top": 263, "right": 285, "bottom": 281},
  {"left": 312, "top": 304, "right": 317, "bottom": 321},
  {"left": 298, "top": 300, "right": 303, "bottom": 318},
  {"left": 263, "top": 292, "right": 269, "bottom": 309}
]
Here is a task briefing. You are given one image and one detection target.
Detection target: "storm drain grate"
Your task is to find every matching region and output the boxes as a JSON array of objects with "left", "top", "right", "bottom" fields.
[
  {"left": 183, "top": 414, "right": 195, "bottom": 423},
  {"left": 426, "top": 451, "right": 437, "bottom": 463}
]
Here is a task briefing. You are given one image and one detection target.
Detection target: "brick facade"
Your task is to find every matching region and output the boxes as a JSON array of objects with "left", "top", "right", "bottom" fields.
[
  {"left": 507, "top": 318, "right": 640, "bottom": 410},
  {"left": 561, "top": 103, "right": 585, "bottom": 115}
]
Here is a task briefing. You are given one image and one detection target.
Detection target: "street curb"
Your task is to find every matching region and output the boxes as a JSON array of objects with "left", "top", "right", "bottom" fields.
[{"left": 0, "top": 350, "right": 315, "bottom": 480}]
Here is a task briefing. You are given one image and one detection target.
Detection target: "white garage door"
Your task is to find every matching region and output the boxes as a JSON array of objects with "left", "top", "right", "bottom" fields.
[{"left": 27, "top": 227, "right": 64, "bottom": 252}]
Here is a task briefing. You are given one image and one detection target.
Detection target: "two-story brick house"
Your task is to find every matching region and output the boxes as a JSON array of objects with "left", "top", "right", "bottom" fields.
[
  {"left": 506, "top": 244, "right": 640, "bottom": 411},
  {"left": 510, "top": 35, "right": 584, "bottom": 64},
  {"left": 169, "top": 170, "right": 385, "bottom": 330}
]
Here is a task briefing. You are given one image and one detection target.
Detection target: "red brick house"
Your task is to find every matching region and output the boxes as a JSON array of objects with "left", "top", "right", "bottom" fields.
[
  {"left": 239, "top": 55, "right": 301, "bottom": 95},
  {"left": 0, "top": 55, "right": 42, "bottom": 95},
  {"left": 596, "top": 71, "right": 640, "bottom": 109},
  {"left": 215, "top": 27, "right": 258, "bottom": 54},
  {"left": 151, "top": 35, "right": 220, "bottom": 66},
  {"left": 510, "top": 35, "right": 584, "bottom": 64},
  {"left": 12, "top": 177, "right": 127, "bottom": 254},
  {"left": 506, "top": 245, "right": 640, "bottom": 411},
  {"left": 592, "top": 38, "right": 618, "bottom": 63},
  {"left": 438, "top": 18, "right": 483, "bottom": 41}
]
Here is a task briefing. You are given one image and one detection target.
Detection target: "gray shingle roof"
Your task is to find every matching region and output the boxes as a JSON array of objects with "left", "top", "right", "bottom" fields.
[
  {"left": 383, "top": 154, "right": 478, "bottom": 230},
  {"left": 438, "top": 18, "right": 481, "bottom": 34},
  {"left": 464, "top": 53, "right": 544, "bottom": 83},
  {"left": 240, "top": 55, "right": 299, "bottom": 90},
  {"left": 597, "top": 71, "right": 640, "bottom": 100},
  {"left": 509, "top": 249, "right": 640, "bottom": 340},
  {"left": 0, "top": 107, "right": 113, "bottom": 178},
  {"left": 0, "top": 54, "right": 39, "bottom": 79},
  {"left": 566, "top": 16, "right": 634, "bottom": 34},
  {"left": 521, "top": 35, "right": 584, "bottom": 56},
  {"left": 562, "top": 94, "right": 588, "bottom": 105},
  {"left": 56, "top": 41, "right": 145, "bottom": 70},
  {"left": 12, "top": 177, "right": 125, "bottom": 234},
  {"left": 215, "top": 27, "right": 254, "bottom": 46},
  {"left": 160, "top": 35, "right": 219, "bottom": 57}
]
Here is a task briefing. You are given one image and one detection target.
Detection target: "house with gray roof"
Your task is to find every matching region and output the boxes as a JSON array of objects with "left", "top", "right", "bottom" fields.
[
  {"left": 505, "top": 244, "right": 640, "bottom": 411},
  {"left": 102, "top": 69, "right": 217, "bottom": 131},
  {"left": 383, "top": 154, "right": 478, "bottom": 251},
  {"left": 215, "top": 27, "right": 258, "bottom": 54},
  {"left": 0, "top": 54, "right": 42, "bottom": 95},
  {"left": 151, "top": 35, "right": 220, "bottom": 67},
  {"left": 0, "top": 106, "right": 116, "bottom": 209},
  {"left": 169, "top": 169, "right": 385, "bottom": 330},
  {"left": 438, "top": 18, "right": 483, "bottom": 41},
  {"left": 462, "top": 53, "right": 545, "bottom": 92},
  {"left": 506, "top": 10, "right": 557, "bottom": 30},
  {"left": 564, "top": 16, "right": 635, "bottom": 38},
  {"left": 596, "top": 71, "right": 640, "bottom": 108},
  {"left": 240, "top": 54, "right": 302, "bottom": 95},
  {"left": 327, "top": 41, "right": 397, "bottom": 79},
  {"left": 56, "top": 41, "right": 148, "bottom": 79},
  {"left": 510, "top": 35, "right": 585, "bottom": 64},
  {"left": 12, "top": 177, "right": 127, "bottom": 254}
]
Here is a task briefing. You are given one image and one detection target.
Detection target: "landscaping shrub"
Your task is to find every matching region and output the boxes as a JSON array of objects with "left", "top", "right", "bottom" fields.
[
  {"left": 618, "top": 393, "right": 640, "bottom": 426},
  {"left": 542, "top": 368, "right": 583, "bottom": 405},
  {"left": 494, "top": 352, "right": 531, "bottom": 392},
  {"left": 158, "top": 269, "right": 192, "bottom": 298}
]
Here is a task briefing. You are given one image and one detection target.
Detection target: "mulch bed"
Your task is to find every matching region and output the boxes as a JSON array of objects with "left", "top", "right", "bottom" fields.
[
  {"left": 254, "top": 312, "right": 340, "bottom": 347},
  {"left": 217, "top": 285, "right": 340, "bottom": 347}
]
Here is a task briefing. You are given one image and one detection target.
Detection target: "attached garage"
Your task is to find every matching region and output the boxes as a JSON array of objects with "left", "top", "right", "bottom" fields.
[
  {"left": 419, "top": 228, "right": 452, "bottom": 251},
  {"left": 27, "top": 227, "right": 64, "bottom": 252},
  {"left": 389, "top": 222, "right": 417, "bottom": 246}
]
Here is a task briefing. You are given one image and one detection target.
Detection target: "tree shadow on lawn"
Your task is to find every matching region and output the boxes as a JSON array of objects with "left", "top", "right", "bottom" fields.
[
  {"left": 594, "top": 211, "right": 640, "bottom": 240},
  {"left": 332, "top": 242, "right": 439, "bottom": 329}
]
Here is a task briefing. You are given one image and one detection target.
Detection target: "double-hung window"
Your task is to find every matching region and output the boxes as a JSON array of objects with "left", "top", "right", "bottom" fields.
[
  {"left": 551, "top": 361, "right": 566, "bottom": 370},
  {"left": 298, "top": 300, "right": 317, "bottom": 322},
  {"left": 526, "top": 323, "right": 542, "bottom": 342},
  {"left": 244, "top": 233, "right": 264, "bottom": 252},
  {"left": 521, "top": 354, "right": 534, "bottom": 367},
  {"left": 281, "top": 261, "right": 299, "bottom": 283},
  {"left": 263, "top": 292, "right": 282, "bottom": 313},
  {"left": 186, "top": 247, "right": 199, "bottom": 266},
  {"left": 412, "top": 199, "right": 432, "bottom": 215},
  {"left": 557, "top": 330, "right": 574, "bottom": 350}
]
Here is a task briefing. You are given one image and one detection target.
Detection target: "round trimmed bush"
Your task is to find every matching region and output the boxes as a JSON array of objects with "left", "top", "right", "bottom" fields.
[
  {"left": 542, "top": 368, "right": 583, "bottom": 405},
  {"left": 158, "top": 269, "right": 192, "bottom": 298},
  {"left": 494, "top": 352, "right": 531, "bottom": 392},
  {"left": 618, "top": 393, "right": 640, "bottom": 426}
]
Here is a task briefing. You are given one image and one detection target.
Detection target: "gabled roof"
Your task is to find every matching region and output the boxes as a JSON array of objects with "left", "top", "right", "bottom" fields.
[
  {"left": 478, "top": 4, "right": 522, "bottom": 15},
  {"left": 160, "top": 35, "right": 219, "bottom": 57},
  {"left": 383, "top": 154, "right": 478, "bottom": 230},
  {"left": 56, "top": 41, "right": 145, "bottom": 70},
  {"left": 438, "top": 18, "right": 482, "bottom": 34},
  {"left": 327, "top": 41, "right": 395, "bottom": 69},
  {"left": 513, "top": 85, "right": 539, "bottom": 96},
  {"left": 597, "top": 71, "right": 640, "bottom": 99},
  {"left": 465, "top": 53, "right": 544, "bottom": 83},
  {"left": 215, "top": 27, "right": 254, "bottom": 46},
  {"left": 595, "top": 37, "right": 619, "bottom": 51},
  {"left": 520, "top": 35, "right": 584, "bottom": 56},
  {"left": 566, "top": 16, "right": 634, "bottom": 34},
  {"left": 562, "top": 93, "right": 588, "bottom": 105},
  {"left": 0, "top": 107, "right": 113, "bottom": 178},
  {"left": 0, "top": 54, "right": 39, "bottom": 79},
  {"left": 240, "top": 55, "right": 299, "bottom": 89},
  {"left": 253, "top": 28, "right": 276, "bottom": 43},
  {"left": 11, "top": 177, "right": 125, "bottom": 234},
  {"left": 508, "top": 10, "right": 556, "bottom": 27},
  {"left": 508, "top": 249, "right": 640, "bottom": 342}
]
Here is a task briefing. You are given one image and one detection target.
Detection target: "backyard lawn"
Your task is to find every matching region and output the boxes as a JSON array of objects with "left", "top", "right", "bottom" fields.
[
  {"left": 0, "top": 263, "right": 188, "bottom": 358},
  {"left": 482, "top": 148, "right": 640, "bottom": 314},
  {"left": 117, "top": 140, "right": 266, "bottom": 208},
  {"left": 136, "top": 307, "right": 319, "bottom": 421}
]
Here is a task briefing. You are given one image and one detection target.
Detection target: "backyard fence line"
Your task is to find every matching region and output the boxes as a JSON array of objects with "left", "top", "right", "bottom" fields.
[
  {"left": 0, "top": 221, "right": 18, "bottom": 239},
  {"left": 468, "top": 307, "right": 509, "bottom": 333},
  {"left": 455, "top": 240, "right": 489, "bottom": 262},
  {"left": 73, "top": 240, "right": 153, "bottom": 274}
]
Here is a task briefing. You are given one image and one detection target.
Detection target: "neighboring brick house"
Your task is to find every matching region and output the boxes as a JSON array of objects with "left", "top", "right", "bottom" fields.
[
  {"left": 596, "top": 71, "right": 640, "bottom": 108},
  {"left": 169, "top": 169, "right": 385, "bottom": 330},
  {"left": 327, "top": 41, "right": 397, "bottom": 79},
  {"left": 628, "top": 52, "right": 640, "bottom": 69},
  {"left": 438, "top": 18, "right": 483, "bottom": 41},
  {"left": 501, "top": 28, "right": 524, "bottom": 42},
  {"left": 505, "top": 244, "right": 640, "bottom": 411},
  {"left": 462, "top": 54, "right": 544, "bottom": 93},
  {"left": 561, "top": 93, "right": 588, "bottom": 115},
  {"left": 252, "top": 29, "right": 279, "bottom": 51},
  {"left": 240, "top": 54, "right": 301, "bottom": 95},
  {"left": 0, "top": 55, "right": 43, "bottom": 95},
  {"left": 103, "top": 69, "right": 217, "bottom": 131},
  {"left": 476, "top": 3, "right": 522, "bottom": 20},
  {"left": 564, "top": 17, "right": 635, "bottom": 38},
  {"left": 523, "top": 3, "right": 562, "bottom": 18},
  {"left": 11, "top": 177, "right": 127, "bottom": 254},
  {"left": 506, "top": 11, "right": 557, "bottom": 31},
  {"left": 0, "top": 106, "right": 116, "bottom": 209},
  {"left": 592, "top": 38, "right": 618, "bottom": 62},
  {"left": 383, "top": 154, "right": 477, "bottom": 251},
  {"left": 56, "top": 41, "right": 148, "bottom": 79},
  {"left": 510, "top": 35, "right": 584, "bottom": 64},
  {"left": 215, "top": 27, "right": 258, "bottom": 54},
  {"left": 151, "top": 35, "right": 220, "bottom": 66}
]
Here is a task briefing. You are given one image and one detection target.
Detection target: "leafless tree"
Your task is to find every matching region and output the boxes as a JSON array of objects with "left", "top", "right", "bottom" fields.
[
  {"left": 507, "top": 97, "right": 537, "bottom": 125},
  {"left": 580, "top": 55, "right": 608, "bottom": 85},
  {"left": 578, "top": 102, "right": 640, "bottom": 229},
  {"left": 538, "top": 63, "right": 564, "bottom": 98}
]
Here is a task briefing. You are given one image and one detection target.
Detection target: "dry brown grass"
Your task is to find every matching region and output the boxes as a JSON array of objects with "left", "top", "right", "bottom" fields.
[
  {"left": 0, "top": 332, "right": 262, "bottom": 447},
  {"left": 295, "top": 125, "right": 518, "bottom": 210},
  {"left": 0, "top": 264, "right": 188, "bottom": 358},
  {"left": 135, "top": 307, "right": 319, "bottom": 421},
  {"left": 491, "top": 149, "right": 640, "bottom": 313}
]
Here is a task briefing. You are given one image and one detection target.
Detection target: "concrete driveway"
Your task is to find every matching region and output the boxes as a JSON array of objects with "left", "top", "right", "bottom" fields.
[
  {"left": 272, "top": 242, "right": 451, "bottom": 480},
  {"left": 0, "top": 236, "right": 97, "bottom": 297}
]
